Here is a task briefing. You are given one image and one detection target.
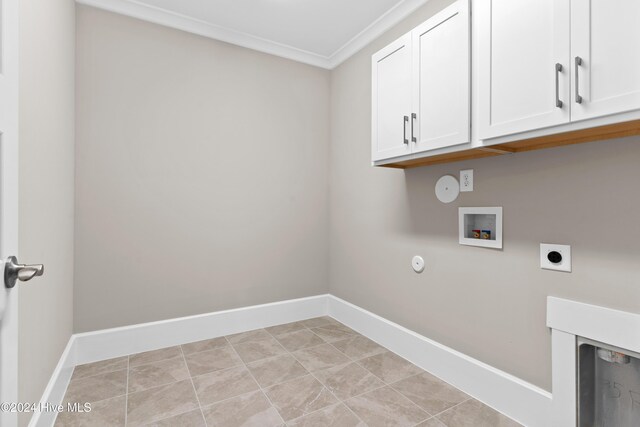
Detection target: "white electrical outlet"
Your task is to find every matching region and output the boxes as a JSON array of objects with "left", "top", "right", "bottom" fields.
[
  {"left": 540, "top": 244, "right": 571, "bottom": 272},
  {"left": 460, "top": 169, "right": 473, "bottom": 192}
]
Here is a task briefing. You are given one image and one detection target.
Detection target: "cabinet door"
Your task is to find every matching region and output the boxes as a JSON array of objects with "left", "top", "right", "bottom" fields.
[
  {"left": 372, "top": 34, "right": 412, "bottom": 161},
  {"left": 477, "top": 0, "right": 571, "bottom": 139},
  {"left": 412, "top": 0, "right": 470, "bottom": 153},
  {"left": 570, "top": 0, "right": 640, "bottom": 121}
]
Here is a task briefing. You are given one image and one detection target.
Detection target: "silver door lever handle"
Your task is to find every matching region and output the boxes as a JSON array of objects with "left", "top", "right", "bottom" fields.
[{"left": 4, "top": 256, "right": 44, "bottom": 288}]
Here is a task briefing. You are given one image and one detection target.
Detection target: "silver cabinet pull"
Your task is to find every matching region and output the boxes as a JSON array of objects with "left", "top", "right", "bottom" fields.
[
  {"left": 411, "top": 113, "right": 417, "bottom": 142},
  {"left": 575, "top": 56, "right": 583, "bottom": 104},
  {"left": 4, "top": 256, "right": 44, "bottom": 288},
  {"left": 403, "top": 115, "right": 409, "bottom": 144},
  {"left": 555, "top": 63, "right": 563, "bottom": 108}
]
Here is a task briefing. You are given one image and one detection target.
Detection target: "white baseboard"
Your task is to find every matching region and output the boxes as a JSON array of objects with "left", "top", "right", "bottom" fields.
[
  {"left": 33, "top": 293, "right": 552, "bottom": 426},
  {"left": 73, "top": 294, "right": 329, "bottom": 365},
  {"left": 328, "top": 295, "right": 552, "bottom": 427},
  {"left": 29, "top": 337, "right": 77, "bottom": 427}
]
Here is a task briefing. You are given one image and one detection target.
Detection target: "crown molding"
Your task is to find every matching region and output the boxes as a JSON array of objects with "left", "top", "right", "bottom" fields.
[
  {"left": 327, "top": 0, "right": 430, "bottom": 68},
  {"left": 76, "top": 0, "right": 432, "bottom": 69},
  {"left": 76, "top": 0, "right": 332, "bottom": 68}
]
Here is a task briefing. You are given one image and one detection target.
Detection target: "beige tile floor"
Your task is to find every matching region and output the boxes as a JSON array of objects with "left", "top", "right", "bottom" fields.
[{"left": 55, "top": 317, "right": 522, "bottom": 427}]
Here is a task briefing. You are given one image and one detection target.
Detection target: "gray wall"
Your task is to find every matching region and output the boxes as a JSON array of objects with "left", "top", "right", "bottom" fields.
[
  {"left": 74, "top": 0, "right": 640, "bottom": 393},
  {"left": 329, "top": 0, "right": 640, "bottom": 391},
  {"left": 74, "top": 7, "right": 330, "bottom": 332},
  {"left": 18, "top": 0, "right": 75, "bottom": 425}
]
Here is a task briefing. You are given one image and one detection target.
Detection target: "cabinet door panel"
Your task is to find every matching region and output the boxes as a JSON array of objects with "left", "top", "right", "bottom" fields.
[
  {"left": 412, "top": 0, "right": 470, "bottom": 153},
  {"left": 571, "top": 0, "right": 640, "bottom": 120},
  {"left": 478, "top": 0, "right": 570, "bottom": 139},
  {"left": 372, "top": 34, "right": 412, "bottom": 161}
]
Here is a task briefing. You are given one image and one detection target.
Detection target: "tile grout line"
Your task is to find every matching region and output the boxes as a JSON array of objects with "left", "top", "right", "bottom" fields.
[
  {"left": 429, "top": 396, "right": 474, "bottom": 418},
  {"left": 187, "top": 360, "right": 246, "bottom": 383},
  {"left": 64, "top": 370, "right": 128, "bottom": 392},
  {"left": 68, "top": 359, "right": 130, "bottom": 382},
  {"left": 194, "top": 388, "right": 273, "bottom": 411},
  {"left": 341, "top": 379, "right": 429, "bottom": 426},
  {"left": 268, "top": 321, "right": 384, "bottom": 424},
  {"left": 285, "top": 402, "right": 358, "bottom": 426},
  {"left": 223, "top": 335, "right": 288, "bottom": 426},
  {"left": 386, "top": 372, "right": 476, "bottom": 425},
  {"left": 244, "top": 348, "right": 303, "bottom": 369},
  {"left": 264, "top": 329, "right": 304, "bottom": 341},
  {"left": 408, "top": 398, "right": 474, "bottom": 427},
  {"left": 338, "top": 344, "right": 474, "bottom": 427},
  {"left": 281, "top": 338, "right": 330, "bottom": 354},
  {"left": 285, "top": 335, "right": 368, "bottom": 426},
  {"left": 269, "top": 331, "right": 328, "bottom": 353},
  {"left": 345, "top": 351, "right": 433, "bottom": 424},
  {"left": 125, "top": 348, "right": 207, "bottom": 425},
  {"left": 179, "top": 345, "right": 210, "bottom": 427},
  {"left": 339, "top": 343, "right": 476, "bottom": 426},
  {"left": 229, "top": 319, "right": 354, "bottom": 425},
  {"left": 326, "top": 334, "right": 480, "bottom": 426},
  {"left": 245, "top": 366, "right": 312, "bottom": 392},
  {"left": 162, "top": 343, "right": 226, "bottom": 362}
]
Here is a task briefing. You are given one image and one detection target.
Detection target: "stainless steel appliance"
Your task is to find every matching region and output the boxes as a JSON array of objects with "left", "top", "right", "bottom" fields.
[{"left": 578, "top": 338, "right": 640, "bottom": 427}]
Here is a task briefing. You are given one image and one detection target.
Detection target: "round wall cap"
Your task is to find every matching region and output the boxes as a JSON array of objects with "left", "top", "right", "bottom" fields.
[
  {"left": 412, "top": 255, "right": 425, "bottom": 273},
  {"left": 435, "top": 175, "right": 460, "bottom": 203}
]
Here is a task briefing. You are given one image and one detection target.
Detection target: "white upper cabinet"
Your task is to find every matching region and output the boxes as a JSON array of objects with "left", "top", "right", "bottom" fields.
[
  {"left": 372, "top": 0, "right": 470, "bottom": 163},
  {"left": 372, "top": 34, "right": 413, "bottom": 161},
  {"left": 373, "top": 0, "right": 640, "bottom": 168},
  {"left": 412, "top": 0, "right": 470, "bottom": 153},
  {"left": 478, "top": 0, "right": 640, "bottom": 140},
  {"left": 477, "top": 0, "right": 571, "bottom": 139},
  {"left": 570, "top": 0, "right": 640, "bottom": 121}
]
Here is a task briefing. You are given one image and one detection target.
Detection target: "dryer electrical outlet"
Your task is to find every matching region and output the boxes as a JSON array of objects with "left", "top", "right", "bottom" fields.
[{"left": 540, "top": 243, "right": 572, "bottom": 272}]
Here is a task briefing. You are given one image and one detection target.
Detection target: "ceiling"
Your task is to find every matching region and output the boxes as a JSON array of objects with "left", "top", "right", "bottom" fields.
[{"left": 78, "top": 0, "right": 430, "bottom": 68}]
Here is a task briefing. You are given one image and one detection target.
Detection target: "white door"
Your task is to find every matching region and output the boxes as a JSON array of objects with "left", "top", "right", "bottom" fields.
[
  {"left": 570, "top": 0, "right": 640, "bottom": 121},
  {"left": 477, "top": 0, "right": 571, "bottom": 139},
  {"left": 371, "top": 33, "right": 412, "bottom": 161},
  {"left": 0, "top": 0, "right": 20, "bottom": 425},
  {"left": 411, "top": 0, "right": 470, "bottom": 153}
]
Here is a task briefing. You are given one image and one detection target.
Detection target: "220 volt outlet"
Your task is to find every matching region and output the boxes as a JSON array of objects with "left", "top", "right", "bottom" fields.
[{"left": 540, "top": 244, "right": 571, "bottom": 272}]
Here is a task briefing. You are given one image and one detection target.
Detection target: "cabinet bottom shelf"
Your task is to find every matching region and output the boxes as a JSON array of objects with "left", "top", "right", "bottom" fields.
[{"left": 378, "top": 119, "right": 640, "bottom": 169}]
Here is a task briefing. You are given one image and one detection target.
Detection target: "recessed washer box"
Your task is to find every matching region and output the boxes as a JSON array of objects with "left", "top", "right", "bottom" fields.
[
  {"left": 540, "top": 243, "right": 572, "bottom": 272},
  {"left": 458, "top": 207, "right": 503, "bottom": 249}
]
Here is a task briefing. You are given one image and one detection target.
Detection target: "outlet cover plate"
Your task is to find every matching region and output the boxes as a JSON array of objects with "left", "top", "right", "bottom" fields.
[
  {"left": 460, "top": 169, "right": 473, "bottom": 192},
  {"left": 540, "top": 243, "right": 571, "bottom": 272}
]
